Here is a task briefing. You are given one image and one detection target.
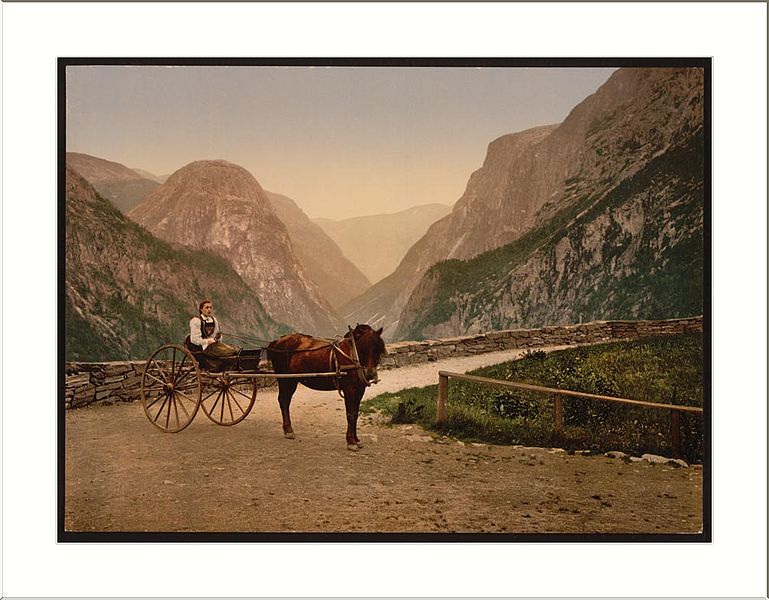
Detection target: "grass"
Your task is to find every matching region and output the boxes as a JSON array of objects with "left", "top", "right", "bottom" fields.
[{"left": 363, "top": 333, "right": 704, "bottom": 462}]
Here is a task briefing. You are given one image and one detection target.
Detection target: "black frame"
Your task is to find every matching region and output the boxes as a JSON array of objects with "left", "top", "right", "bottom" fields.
[{"left": 58, "top": 57, "right": 712, "bottom": 543}]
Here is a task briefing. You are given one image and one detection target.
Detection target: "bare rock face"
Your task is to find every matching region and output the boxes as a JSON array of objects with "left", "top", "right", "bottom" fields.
[
  {"left": 266, "top": 191, "right": 371, "bottom": 309},
  {"left": 129, "top": 160, "right": 340, "bottom": 336},
  {"left": 397, "top": 131, "right": 704, "bottom": 339},
  {"left": 66, "top": 152, "right": 160, "bottom": 213},
  {"left": 65, "top": 166, "right": 284, "bottom": 361},
  {"left": 342, "top": 67, "right": 705, "bottom": 341},
  {"left": 441, "top": 124, "right": 559, "bottom": 260}
]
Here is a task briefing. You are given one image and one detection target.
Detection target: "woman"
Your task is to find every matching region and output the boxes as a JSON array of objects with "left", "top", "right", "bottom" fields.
[
  {"left": 186, "top": 299, "right": 239, "bottom": 371},
  {"left": 187, "top": 299, "right": 221, "bottom": 351}
]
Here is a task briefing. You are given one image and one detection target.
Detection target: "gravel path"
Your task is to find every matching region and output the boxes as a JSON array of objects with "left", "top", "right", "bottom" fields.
[
  {"left": 371, "top": 347, "right": 548, "bottom": 392},
  {"left": 65, "top": 347, "right": 703, "bottom": 534}
]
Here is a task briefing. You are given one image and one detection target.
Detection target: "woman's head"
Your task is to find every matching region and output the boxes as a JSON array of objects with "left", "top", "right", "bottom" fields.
[{"left": 199, "top": 300, "right": 213, "bottom": 316}]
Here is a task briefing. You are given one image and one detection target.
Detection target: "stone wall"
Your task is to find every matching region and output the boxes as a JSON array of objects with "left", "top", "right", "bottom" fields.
[
  {"left": 380, "top": 316, "right": 703, "bottom": 369},
  {"left": 65, "top": 316, "right": 703, "bottom": 409},
  {"left": 65, "top": 361, "right": 146, "bottom": 409},
  {"left": 64, "top": 360, "right": 277, "bottom": 410}
]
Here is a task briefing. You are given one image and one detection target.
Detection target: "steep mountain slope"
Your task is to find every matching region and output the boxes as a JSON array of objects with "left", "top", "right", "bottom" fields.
[
  {"left": 396, "top": 132, "right": 704, "bottom": 339},
  {"left": 337, "top": 127, "right": 557, "bottom": 338},
  {"left": 341, "top": 67, "right": 705, "bottom": 340},
  {"left": 265, "top": 191, "right": 371, "bottom": 308},
  {"left": 66, "top": 152, "right": 160, "bottom": 213},
  {"left": 129, "top": 160, "right": 340, "bottom": 335},
  {"left": 65, "top": 167, "right": 285, "bottom": 361},
  {"left": 314, "top": 203, "right": 452, "bottom": 283}
]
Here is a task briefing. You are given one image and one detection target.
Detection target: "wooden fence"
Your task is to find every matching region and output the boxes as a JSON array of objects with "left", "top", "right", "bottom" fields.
[{"left": 437, "top": 371, "right": 703, "bottom": 458}]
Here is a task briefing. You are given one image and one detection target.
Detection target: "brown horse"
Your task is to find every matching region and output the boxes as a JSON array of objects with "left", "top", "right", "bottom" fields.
[{"left": 267, "top": 324, "right": 386, "bottom": 451}]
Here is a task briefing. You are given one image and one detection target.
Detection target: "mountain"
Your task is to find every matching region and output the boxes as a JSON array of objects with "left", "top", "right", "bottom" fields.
[
  {"left": 65, "top": 166, "right": 285, "bottom": 362},
  {"left": 314, "top": 203, "right": 452, "bottom": 284},
  {"left": 129, "top": 160, "right": 341, "bottom": 336},
  {"left": 66, "top": 152, "right": 160, "bottom": 213},
  {"left": 397, "top": 131, "right": 704, "bottom": 339},
  {"left": 265, "top": 191, "right": 371, "bottom": 308},
  {"left": 341, "top": 67, "right": 705, "bottom": 340},
  {"left": 131, "top": 168, "right": 169, "bottom": 184}
]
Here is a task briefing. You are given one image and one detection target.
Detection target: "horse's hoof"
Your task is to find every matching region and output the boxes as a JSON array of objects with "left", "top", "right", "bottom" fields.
[
  {"left": 347, "top": 443, "right": 360, "bottom": 452},
  {"left": 284, "top": 432, "right": 296, "bottom": 439},
  {"left": 356, "top": 441, "right": 364, "bottom": 449}
]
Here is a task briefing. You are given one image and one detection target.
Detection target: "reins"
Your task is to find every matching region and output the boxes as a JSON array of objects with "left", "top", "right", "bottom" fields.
[
  {"left": 220, "top": 332, "right": 275, "bottom": 347},
  {"left": 222, "top": 332, "right": 337, "bottom": 353}
]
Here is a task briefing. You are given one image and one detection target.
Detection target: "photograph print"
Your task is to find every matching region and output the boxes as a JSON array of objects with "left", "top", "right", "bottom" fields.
[{"left": 61, "top": 59, "right": 709, "bottom": 540}]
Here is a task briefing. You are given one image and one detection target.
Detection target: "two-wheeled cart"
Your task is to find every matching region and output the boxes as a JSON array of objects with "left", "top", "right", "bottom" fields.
[{"left": 139, "top": 342, "right": 355, "bottom": 433}]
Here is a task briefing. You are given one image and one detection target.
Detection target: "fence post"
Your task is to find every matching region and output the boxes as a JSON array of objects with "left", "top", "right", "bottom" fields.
[
  {"left": 553, "top": 393, "right": 564, "bottom": 438},
  {"left": 670, "top": 409, "right": 682, "bottom": 458},
  {"left": 437, "top": 373, "right": 448, "bottom": 425}
]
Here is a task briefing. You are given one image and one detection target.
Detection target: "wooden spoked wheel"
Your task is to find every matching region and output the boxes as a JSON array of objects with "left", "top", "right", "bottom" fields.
[
  {"left": 140, "top": 344, "right": 202, "bottom": 433},
  {"left": 200, "top": 373, "right": 257, "bottom": 426}
]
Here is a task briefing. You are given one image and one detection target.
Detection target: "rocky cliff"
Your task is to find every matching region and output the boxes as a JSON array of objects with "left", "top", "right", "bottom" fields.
[
  {"left": 341, "top": 67, "right": 705, "bottom": 340},
  {"left": 266, "top": 191, "right": 371, "bottom": 308},
  {"left": 65, "top": 166, "right": 285, "bottom": 361},
  {"left": 129, "top": 160, "right": 341, "bottom": 335},
  {"left": 314, "top": 203, "right": 452, "bottom": 284},
  {"left": 397, "top": 131, "right": 704, "bottom": 339},
  {"left": 66, "top": 152, "right": 160, "bottom": 213}
]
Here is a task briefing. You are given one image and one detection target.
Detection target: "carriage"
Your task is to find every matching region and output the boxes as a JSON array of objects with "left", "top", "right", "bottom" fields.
[
  {"left": 139, "top": 324, "right": 386, "bottom": 447},
  {"left": 140, "top": 342, "right": 267, "bottom": 432}
]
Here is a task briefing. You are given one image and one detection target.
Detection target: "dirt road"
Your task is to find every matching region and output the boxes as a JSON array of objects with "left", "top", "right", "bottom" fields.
[{"left": 65, "top": 348, "right": 703, "bottom": 535}]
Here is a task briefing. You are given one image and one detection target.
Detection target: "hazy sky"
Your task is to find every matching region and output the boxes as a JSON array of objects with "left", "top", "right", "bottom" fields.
[{"left": 66, "top": 65, "right": 615, "bottom": 220}]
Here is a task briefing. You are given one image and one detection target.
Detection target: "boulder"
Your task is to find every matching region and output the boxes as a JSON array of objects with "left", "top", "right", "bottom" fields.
[
  {"left": 641, "top": 453, "right": 688, "bottom": 467},
  {"left": 604, "top": 451, "right": 628, "bottom": 459}
]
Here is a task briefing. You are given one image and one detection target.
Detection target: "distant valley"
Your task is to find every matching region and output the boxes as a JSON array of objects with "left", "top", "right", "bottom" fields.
[
  {"left": 130, "top": 168, "right": 169, "bottom": 184},
  {"left": 314, "top": 204, "right": 451, "bottom": 284},
  {"left": 265, "top": 191, "right": 371, "bottom": 308}
]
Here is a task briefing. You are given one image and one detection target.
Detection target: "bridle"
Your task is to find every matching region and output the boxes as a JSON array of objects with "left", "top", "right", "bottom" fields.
[{"left": 327, "top": 327, "right": 373, "bottom": 397}]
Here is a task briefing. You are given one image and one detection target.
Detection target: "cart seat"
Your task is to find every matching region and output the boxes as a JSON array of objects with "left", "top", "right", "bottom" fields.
[{"left": 183, "top": 336, "right": 262, "bottom": 373}]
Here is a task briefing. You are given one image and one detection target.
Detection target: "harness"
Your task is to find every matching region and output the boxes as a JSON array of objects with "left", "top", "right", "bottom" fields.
[
  {"left": 225, "top": 328, "right": 373, "bottom": 398},
  {"left": 327, "top": 331, "right": 370, "bottom": 398}
]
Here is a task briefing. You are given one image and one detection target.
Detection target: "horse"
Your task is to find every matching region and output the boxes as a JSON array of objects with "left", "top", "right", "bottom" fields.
[{"left": 267, "top": 324, "right": 387, "bottom": 451}]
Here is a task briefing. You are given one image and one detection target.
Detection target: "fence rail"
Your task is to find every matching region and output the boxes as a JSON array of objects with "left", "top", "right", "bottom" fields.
[{"left": 437, "top": 371, "right": 703, "bottom": 458}]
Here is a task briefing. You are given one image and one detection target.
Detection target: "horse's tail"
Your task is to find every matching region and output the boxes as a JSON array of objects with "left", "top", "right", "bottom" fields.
[{"left": 265, "top": 340, "right": 284, "bottom": 372}]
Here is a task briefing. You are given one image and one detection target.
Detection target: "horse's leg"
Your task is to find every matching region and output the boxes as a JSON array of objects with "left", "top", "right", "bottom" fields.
[
  {"left": 343, "top": 385, "right": 365, "bottom": 451},
  {"left": 276, "top": 379, "right": 298, "bottom": 439}
]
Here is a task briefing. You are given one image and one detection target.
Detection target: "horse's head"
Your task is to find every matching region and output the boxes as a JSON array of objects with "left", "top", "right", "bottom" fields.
[{"left": 348, "top": 323, "right": 387, "bottom": 384}]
